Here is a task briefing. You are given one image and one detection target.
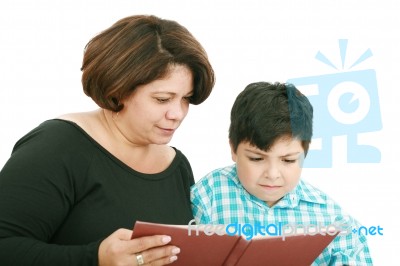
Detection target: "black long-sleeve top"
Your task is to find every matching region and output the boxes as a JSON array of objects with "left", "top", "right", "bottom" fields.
[{"left": 0, "top": 119, "right": 195, "bottom": 265}]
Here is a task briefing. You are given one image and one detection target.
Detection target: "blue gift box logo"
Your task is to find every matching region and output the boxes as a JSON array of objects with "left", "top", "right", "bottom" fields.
[{"left": 287, "top": 40, "right": 382, "bottom": 168}]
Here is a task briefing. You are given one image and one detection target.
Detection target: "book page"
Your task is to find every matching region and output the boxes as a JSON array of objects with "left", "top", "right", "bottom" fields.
[{"left": 132, "top": 221, "right": 240, "bottom": 266}]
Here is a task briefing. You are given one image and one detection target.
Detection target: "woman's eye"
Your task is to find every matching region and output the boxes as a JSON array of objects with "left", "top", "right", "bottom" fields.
[{"left": 156, "top": 98, "right": 170, "bottom": 103}]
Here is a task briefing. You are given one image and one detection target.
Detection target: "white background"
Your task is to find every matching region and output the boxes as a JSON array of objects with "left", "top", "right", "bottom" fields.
[{"left": 0, "top": 0, "right": 398, "bottom": 264}]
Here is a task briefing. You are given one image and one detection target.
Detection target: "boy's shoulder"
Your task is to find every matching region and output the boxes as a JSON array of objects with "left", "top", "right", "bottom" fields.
[
  {"left": 191, "top": 164, "right": 241, "bottom": 196},
  {"left": 197, "top": 164, "right": 238, "bottom": 185},
  {"left": 295, "top": 179, "right": 344, "bottom": 210},
  {"left": 296, "top": 179, "right": 331, "bottom": 204}
]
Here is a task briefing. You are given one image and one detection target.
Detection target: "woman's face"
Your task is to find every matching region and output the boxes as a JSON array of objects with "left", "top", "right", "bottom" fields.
[{"left": 117, "top": 64, "right": 193, "bottom": 146}]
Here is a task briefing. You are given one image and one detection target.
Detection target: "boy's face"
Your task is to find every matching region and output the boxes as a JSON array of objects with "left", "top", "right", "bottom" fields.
[{"left": 231, "top": 137, "right": 304, "bottom": 207}]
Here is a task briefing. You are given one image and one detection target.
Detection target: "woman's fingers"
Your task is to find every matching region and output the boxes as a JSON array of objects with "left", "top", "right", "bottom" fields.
[
  {"left": 132, "top": 245, "right": 180, "bottom": 265},
  {"left": 99, "top": 228, "right": 180, "bottom": 266},
  {"left": 128, "top": 234, "right": 171, "bottom": 253}
]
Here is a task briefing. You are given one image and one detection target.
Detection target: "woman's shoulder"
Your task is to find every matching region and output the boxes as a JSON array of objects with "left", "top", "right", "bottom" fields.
[
  {"left": 13, "top": 112, "right": 99, "bottom": 153},
  {"left": 17, "top": 119, "right": 80, "bottom": 142},
  {"left": 5, "top": 117, "right": 98, "bottom": 177},
  {"left": 57, "top": 110, "right": 99, "bottom": 134}
]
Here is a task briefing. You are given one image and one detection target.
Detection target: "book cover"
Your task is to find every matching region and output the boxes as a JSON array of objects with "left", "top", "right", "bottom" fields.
[{"left": 131, "top": 221, "right": 338, "bottom": 266}]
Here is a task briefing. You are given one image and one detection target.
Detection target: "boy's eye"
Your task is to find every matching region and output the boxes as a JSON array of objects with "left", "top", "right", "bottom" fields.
[
  {"left": 248, "top": 157, "right": 263, "bottom": 161},
  {"left": 283, "top": 159, "right": 297, "bottom": 164}
]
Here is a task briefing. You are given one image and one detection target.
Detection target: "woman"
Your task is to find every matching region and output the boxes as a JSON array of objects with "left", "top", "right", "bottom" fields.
[{"left": 0, "top": 15, "right": 215, "bottom": 266}]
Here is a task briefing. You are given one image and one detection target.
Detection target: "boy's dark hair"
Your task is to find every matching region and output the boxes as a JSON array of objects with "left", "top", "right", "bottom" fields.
[
  {"left": 229, "top": 82, "right": 313, "bottom": 155},
  {"left": 81, "top": 15, "right": 215, "bottom": 112}
]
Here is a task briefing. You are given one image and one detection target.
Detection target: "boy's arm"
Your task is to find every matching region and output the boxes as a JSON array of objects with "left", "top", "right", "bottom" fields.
[
  {"left": 330, "top": 230, "right": 373, "bottom": 265},
  {"left": 190, "top": 184, "right": 212, "bottom": 224},
  {"left": 314, "top": 218, "right": 373, "bottom": 265}
]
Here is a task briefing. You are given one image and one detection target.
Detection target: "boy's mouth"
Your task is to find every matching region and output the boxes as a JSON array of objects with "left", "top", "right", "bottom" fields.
[{"left": 259, "top": 184, "right": 281, "bottom": 189}]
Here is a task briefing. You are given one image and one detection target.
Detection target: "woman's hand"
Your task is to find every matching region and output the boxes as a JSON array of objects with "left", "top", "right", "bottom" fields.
[{"left": 98, "top": 228, "right": 180, "bottom": 266}]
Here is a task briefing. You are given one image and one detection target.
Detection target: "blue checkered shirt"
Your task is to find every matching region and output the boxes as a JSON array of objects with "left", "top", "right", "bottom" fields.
[{"left": 191, "top": 164, "right": 373, "bottom": 265}]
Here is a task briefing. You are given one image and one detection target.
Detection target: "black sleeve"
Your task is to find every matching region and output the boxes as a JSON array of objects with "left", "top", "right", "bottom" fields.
[{"left": 0, "top": 122, "right": 100, "bottom": 266}]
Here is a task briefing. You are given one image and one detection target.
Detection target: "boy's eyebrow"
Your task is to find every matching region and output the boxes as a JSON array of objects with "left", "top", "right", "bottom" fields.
[
  {"left": 280, "top": 152, "right": 302, "bottom": 157},
  {"left": 244, "top": 149, "right": 301, "bottom": 157},
  {"left": 244, "top": 148, "right": 264, "bottom": 155}
]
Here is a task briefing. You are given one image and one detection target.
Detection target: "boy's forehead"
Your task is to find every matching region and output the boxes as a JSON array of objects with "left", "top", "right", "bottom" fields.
[{"left": 242, "top": 137, "right": 304, "bottom": 154}]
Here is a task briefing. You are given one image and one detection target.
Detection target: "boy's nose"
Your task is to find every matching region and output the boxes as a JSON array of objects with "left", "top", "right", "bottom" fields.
[{"left": 264, "top": 163, "right": 281, "bottom": 180}]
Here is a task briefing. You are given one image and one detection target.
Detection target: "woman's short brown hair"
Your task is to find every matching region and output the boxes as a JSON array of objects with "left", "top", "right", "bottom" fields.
[{"left": 81, "top": 15, "right": 215, "bottom": 112}]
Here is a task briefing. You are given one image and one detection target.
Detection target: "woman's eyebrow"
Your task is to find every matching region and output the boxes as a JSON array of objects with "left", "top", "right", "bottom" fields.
[{"left": 152, "top": 91, "right": 193, "bottom": 97}]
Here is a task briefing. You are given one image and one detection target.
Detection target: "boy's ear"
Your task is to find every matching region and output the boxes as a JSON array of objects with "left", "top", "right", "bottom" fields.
[{"left": 229, "top": 140, "right": 238, "bottom": 162}]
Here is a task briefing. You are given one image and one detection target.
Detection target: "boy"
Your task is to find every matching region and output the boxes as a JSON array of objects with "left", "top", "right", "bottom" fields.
[{"left": 191, "top": 82, "right": 372, "bottom": 265}]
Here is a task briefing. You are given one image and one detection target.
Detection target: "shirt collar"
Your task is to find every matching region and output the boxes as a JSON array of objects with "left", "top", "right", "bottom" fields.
[{"left": 228, "top": 165, "right": 327, "bottom": 209}]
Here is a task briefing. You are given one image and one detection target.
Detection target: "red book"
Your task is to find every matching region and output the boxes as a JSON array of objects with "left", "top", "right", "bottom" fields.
[{"left": 131, "top": 221, "right": 338, "bottom": 266}]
